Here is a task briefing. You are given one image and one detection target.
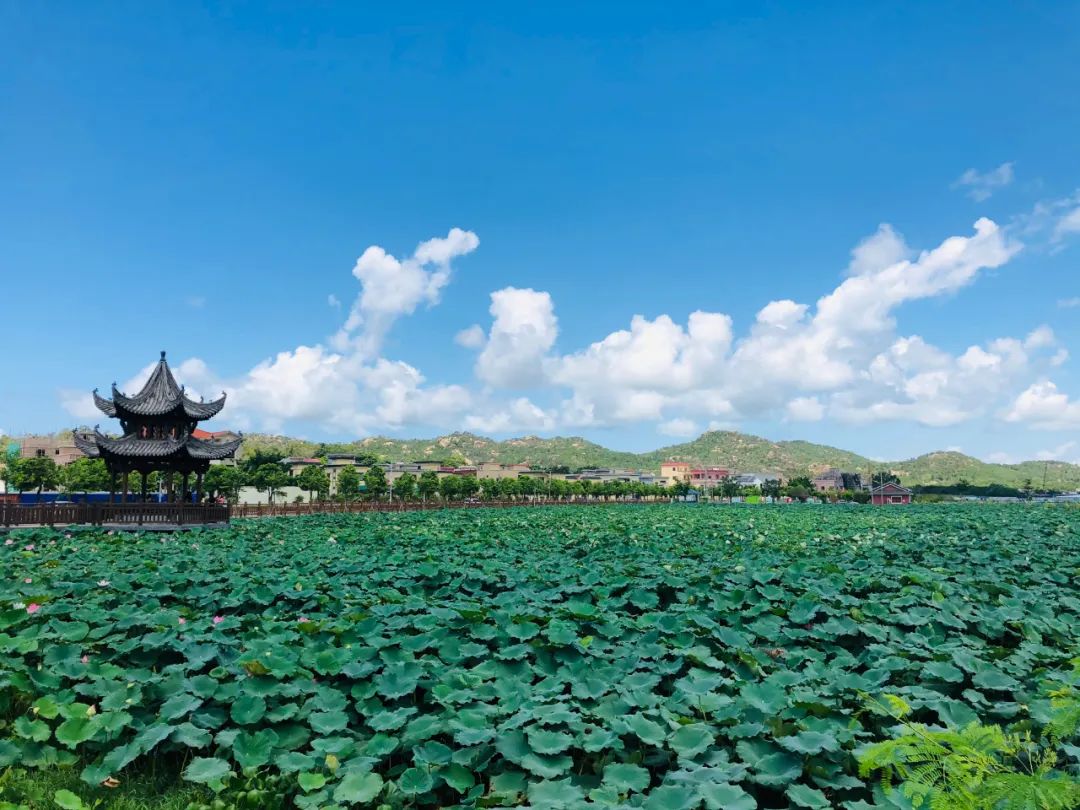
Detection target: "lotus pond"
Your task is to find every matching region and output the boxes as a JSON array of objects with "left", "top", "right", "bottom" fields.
[{"left": 2, "top": 504, "right": 1079, "bottom": 809}]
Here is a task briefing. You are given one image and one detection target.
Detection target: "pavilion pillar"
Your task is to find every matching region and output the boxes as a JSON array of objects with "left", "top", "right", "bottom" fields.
[
  {"left": 121, "top": 471, "right": 129, "bottom": 504},
  {"left": 165, "top": 472, "right": 174, "bottom": 503},
  {"left": 196, "top": 472, "right": 204, "bottom": 503},
  {"left": 182, "top": 473, "right": 190, "bottom": 503},
  {"left": 109, "top": 472, "right": 117, "bottom": 504},
  {"left": 140, "top": 472, "right": 148, "bottom": 503}
]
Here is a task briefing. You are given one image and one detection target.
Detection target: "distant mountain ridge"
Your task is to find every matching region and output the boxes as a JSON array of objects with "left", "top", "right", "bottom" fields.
[{"left": 237, "top": 430, "right": 1080, "bottom": 490}]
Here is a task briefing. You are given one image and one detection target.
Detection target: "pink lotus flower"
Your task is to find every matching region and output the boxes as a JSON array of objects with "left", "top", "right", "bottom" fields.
[
  {"left": 26, "top": 603, "right": 41, "bottom": 614},
  {"left": 298, "top": 616, "right": 309, "bottom": 623},
  {"left": 98, "top": 580, "right": 110, "bottom": 587},
  {"left": 178, "top": 617, "right": 186, "bottom": 625},
  {"left": 24, "top": 578, "right": 32, "bottom": 584},
  {"left": 81, "top": 655, "right": 89, "bottom": 664},
  {"left": 4, "top": 539, "right": 13, "bottom": 546},
  {"left": 24, "top": 545, "right": 34, "bottom": 551},
  {"left": 212, "top": 615, "right": 224, "bottom": 625}
]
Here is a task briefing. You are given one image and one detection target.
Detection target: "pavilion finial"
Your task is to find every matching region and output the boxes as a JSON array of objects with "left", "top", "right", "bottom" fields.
[{"left": 160, "top": 350, "right": 167, "bottom": 360}]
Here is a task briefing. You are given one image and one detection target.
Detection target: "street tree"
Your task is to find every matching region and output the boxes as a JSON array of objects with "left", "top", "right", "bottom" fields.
[
  {"left": 336, "top": 465, "right": 361, "bottom": 502},
  {"left": 417, "top": 471, "right": 439, "bottom": 502},
  {"left": 252, "top": 463, "right": 290, "bottom": 505},
  {"left": 204, "top": 464, "right": 246, "bottom": 502},
  {"left": 439, "top": 474, "right": 461, "bottom": 501},
  {"left": 63, "top": 457, "right": 110, "bottom": 494},
  {"left": 296, "top": 466, "right": 330, "bottom": 502},
  {"left": 7, "top": 457, "right": 62, "bottom": 497},
  {"left": 394, "top": 472, "right": 417, "bottom": 501},
  {"left": 364, "top": 466, "right": 389, "bottom": 501}
]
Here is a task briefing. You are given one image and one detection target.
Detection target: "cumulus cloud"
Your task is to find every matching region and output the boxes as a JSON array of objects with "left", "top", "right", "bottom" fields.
[
  {"left": 786, "top": 397, "right": 825, "bottom": 422},
  {"left": 474, "top": 288, "right": 558, "bottom": 388},
  {"left": 658, "top": 417, "right": 699, "bottom": 437},
  {"left": 462, "top": 218, "right": 1043, "bottom": 432},
  {"left": 56, "top": 218, "right": 1078, "bottom": 445},
  {"left": 454, "top": 324, "right": 486, "bottom": 349},
  {"left": 327, "top": 294, "right": 341, "bottom": 309},
  {"left": 1003, "top": 380, "right": 1080, "bottom": 430},
  {"left": 60, "top": 230, "right": 483, "bottom": 438},
  {"left": 952, "top": 162, "right": 1014, "bottom": 201},
  {"left": 1059, "top": 297, "right": 1080, "bottom": 308},
  {"left": 332, "top": 228, "right": 478, "bottom": 356},
  {"left": 1035, "top": 440, "right": 1077, "bottom": 462},
  {"left": 464, "top": 398, "right": 555, "bottom": 434}
]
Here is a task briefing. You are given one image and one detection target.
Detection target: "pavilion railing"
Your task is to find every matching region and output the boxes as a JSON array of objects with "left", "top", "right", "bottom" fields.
[{"left": 0, "top": 502, "right": 230, "bottom": 528}]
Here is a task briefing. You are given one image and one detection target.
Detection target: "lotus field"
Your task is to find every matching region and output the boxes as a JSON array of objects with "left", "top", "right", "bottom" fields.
[{"left": 2, "top": 504, "right": 1079, "bottom": 809}]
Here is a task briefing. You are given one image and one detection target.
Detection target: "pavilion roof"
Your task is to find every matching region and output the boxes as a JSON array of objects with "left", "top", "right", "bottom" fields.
[
  {"left": 94, "top": 352, "right": 226, "bottom": 420},
  {"left": 75, "top": 429, "right": 242, "bottom": 461}
]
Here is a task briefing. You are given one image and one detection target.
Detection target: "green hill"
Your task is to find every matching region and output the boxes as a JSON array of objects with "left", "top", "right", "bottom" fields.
[{"left": 232, "top": 430, "right": 1080, "bottom": 490}]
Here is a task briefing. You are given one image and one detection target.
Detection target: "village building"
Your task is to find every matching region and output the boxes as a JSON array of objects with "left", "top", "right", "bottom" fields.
[
  {"left": 16, "top": 435, "right": 84, "bottom": 466},
  {"left": 871, "top": 482, "right": 913, "bottom": 505}
]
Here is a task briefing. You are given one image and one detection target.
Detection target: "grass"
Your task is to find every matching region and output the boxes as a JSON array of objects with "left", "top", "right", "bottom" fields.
[{"left": 0, "top": 767, "right": 207, "bottom": 809}]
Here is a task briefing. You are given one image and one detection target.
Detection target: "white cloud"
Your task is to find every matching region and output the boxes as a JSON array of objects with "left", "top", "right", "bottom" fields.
[
  {"left": 1003, "top": 380, "right": 1080, "bottom": 430},
  {"left": 952, "top": 162, "right": 1014, "bottom": 202},
  {"left": 186, "top": 296, "right": 206, "bottom": 309},
  {"left": 1035, "top": 441, "right": 1077, "bottom": 462},
  {"left": 1058, "top": 297, "right": 1080, "bottom": 309},
  {"left": 474, "top": 288, "right": 558, "bottom": 388},
  {"left": 328, "top": 294, "right": 341, "bottom": 309},
  {"left": 1024, "top": 325, "right": 1056, "bottom": 350},
  {"left": 332, "top": 228, "right": 478, "bottom": 356},
  {"left": 1055, "top": 206, "right": 1080, "bottom": 240},
  {"left": 464, "top": 398, "right": 555, "bottom": 434},
  {"left": 658, "top": 417, "right": 699, "bottom": 438},
  {"left": 460, "top": 218, "right": 1037, "bottom": 432},
  {"left": 56, "top": 217, "right": 1077, "bottom": 445},
  {"left": 454, "top": 324, "right": 486, "bottom": 349},
  {"left": 785, "top": 396, "right": 825, "bottom": 422}
]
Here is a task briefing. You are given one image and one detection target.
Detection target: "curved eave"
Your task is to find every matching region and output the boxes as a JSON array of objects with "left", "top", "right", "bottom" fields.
[
  {"left": 93, "top": 430, "right": 188, "bottom": 458},
  {"left": 187, "top": 436, "right": 242, "bottom": 460},
  {"left": 183, "top": 393, "right": 226, "bottom": 420},
  {"left": 73, "top": 431, "right": 101, "bottom": 458},
  {"left": 93, "top": 390, "right": 117, "bottom": 417}
]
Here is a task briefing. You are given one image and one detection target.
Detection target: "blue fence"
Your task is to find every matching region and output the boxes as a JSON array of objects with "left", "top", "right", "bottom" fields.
[{"left": 11, "top": 492, "right": 169, "bottom": 505}]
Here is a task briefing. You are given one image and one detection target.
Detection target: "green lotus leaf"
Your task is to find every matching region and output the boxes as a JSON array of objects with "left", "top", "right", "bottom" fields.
[
  {"left": 15, "top": 717, "right": 51, "bottom": 742},
  {"left": 527, "top": 727, "right": 574, "bottom": 755},
  {"left": 787, "top": 782, "right": 830, "bottom": 808},
  {"left": 527, "top": 778, "right": 585, "bottom": 808},
  {"left": 183, "top": 756, "right": 232, "bottom": 785},
  {"left": 229, "top": 694, "right": 266, "bottom": 725},
  {"left": 231, "top": 728, "right": 278, "bottom": 769},
  {"left": 333, "top": 771, "right": 383, "bottom": 804},
  {"left": 297, "top": 771, "right": 326, "bottom": 792},
  {"left": 439, "top": 763, "right": 476, "bottom": 793},
  {"left": 602, "top": 762, "right": 650, "bottom": 793},
  {"left": 625, "top": 714, "right": 666, "bottom": 745},
  {"left": 397, "top": 766, "right": 434, "bottom": 795},
  {"left": 668, "top": 724, "right": 715, "bottom": 759},
  {"left": 269, "top": 751, "right": 313, "bottom": 773},
  {"left": 697, "top": 782, "right": 757, "bottom": 810}
]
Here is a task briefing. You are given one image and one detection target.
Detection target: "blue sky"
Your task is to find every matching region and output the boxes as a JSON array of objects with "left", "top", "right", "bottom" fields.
[{"left": 2, "top": 2, "right": 1079, "bottom": 463}]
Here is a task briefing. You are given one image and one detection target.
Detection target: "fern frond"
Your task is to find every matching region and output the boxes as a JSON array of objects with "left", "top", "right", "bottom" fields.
[{"left": 977, "top": 772, "right": 1080, "bottom": 810}]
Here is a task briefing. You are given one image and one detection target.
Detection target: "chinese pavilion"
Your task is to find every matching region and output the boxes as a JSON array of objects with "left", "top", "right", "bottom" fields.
[{"left": 74, "top": 351, "right": 242, "bottom": 503}]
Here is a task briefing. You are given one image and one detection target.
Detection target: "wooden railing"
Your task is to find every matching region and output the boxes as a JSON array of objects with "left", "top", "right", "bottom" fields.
[
  {"left": 0, "top": 502, "right": 230, "bottom": 527},
  {"left": 232, "top": 498, "right": 649, "bottom": 518},
  {"left": 0, "top": 498, "right": 654, "bottom": 527}
]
